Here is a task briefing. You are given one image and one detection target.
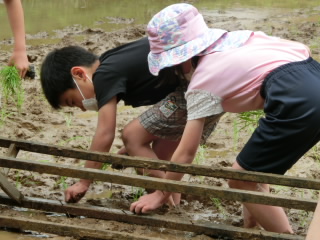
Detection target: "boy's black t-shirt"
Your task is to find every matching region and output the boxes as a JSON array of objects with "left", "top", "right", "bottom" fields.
[{"left": 93, "top": 37, "right": 178, "bottom": 109}]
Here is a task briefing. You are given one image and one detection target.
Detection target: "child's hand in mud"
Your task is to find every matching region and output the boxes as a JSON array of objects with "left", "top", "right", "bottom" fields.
[
  {"left": 130, "top": 190, "right": 171, "bottom": 214},
  {"left": 64, "top": 181, "right": 90, "bottom": 203}
]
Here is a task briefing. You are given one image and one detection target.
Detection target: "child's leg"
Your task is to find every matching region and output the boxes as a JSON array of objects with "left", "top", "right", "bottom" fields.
[
  {"left": 151, "top": 138, "right": 181, "bottom": 205},
  {"left": 122, "top": 118, "right": 176, "bottom": 177},
  {"left": 228, "top": 161, "right": 293, "bottom": 233},
  {"left": 122, "top": 118, "right": 181, "bottom": 205}
]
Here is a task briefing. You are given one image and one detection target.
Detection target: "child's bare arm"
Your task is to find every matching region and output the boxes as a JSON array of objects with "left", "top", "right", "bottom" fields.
[
  {"left": 64, "top": 97, "right": 118, "bottom": 203},
  {"left": 4, "top": 0, "right": 29, "bottom": 77}
]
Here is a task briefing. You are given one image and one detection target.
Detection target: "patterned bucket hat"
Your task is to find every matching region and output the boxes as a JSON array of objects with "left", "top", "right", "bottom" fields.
[{"left": 147, "top": 3, "right": 226, "bottom": 76}]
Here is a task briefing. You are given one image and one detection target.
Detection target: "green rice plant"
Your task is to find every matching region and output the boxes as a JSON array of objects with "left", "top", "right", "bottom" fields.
[
  {"left": 101, "top": 162, "right": 111, "bottom": 170},
  {"left": 210, "top": 197, "right": 227, "bottom": 219},
  {"left": 237, "top": 110, "right": 265, "bottom": 132},
  {"left": 64, "top": 112, "right": 73, "bottom": 127},
  {"left": 54, "top": 176, "right": 68, "bottom": 190},
  {"left": 0, "top": 66, "right": 24, "bottom": 111},
  {"left": 132, "top": 186, "right": 145, "bottom": 202},
  {"left": 0, "top": 107, "right": 12, "bottom": 126},
  {"left": 194, "top": 145, "right": 207, "bottom": 165},
  {"left": 232, "top": 119, "right": 240, "bottom": 151},
  {"left": 14, "top": 170, "right": 42, "bottom": 187}
]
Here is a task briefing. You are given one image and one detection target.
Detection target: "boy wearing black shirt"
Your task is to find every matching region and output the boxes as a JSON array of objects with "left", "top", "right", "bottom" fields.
[{"left": 40, "top": 37, "right": 220, "bottom": 203}]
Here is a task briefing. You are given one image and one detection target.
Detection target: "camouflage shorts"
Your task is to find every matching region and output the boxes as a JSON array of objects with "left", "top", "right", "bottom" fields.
[{"left": 139, "top": 82, "right": 222, "bottom": 144}]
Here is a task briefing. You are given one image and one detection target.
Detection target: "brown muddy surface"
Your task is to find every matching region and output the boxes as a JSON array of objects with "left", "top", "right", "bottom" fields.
[{"left": 0, "top": 6, "right": 320, "bottom": 240}]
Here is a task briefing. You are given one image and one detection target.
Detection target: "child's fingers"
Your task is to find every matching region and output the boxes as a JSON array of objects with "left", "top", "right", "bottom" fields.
[
  {"left": 167, "top": 195, "right": 176, "bottom": 208},
  {"left": 64, "top": 190, "right": 72, "bottom": 203}
]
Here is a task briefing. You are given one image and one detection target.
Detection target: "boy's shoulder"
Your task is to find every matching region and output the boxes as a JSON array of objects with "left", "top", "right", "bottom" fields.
[{"left": 99, "top": 37, "right": 149, "bottom": 61}]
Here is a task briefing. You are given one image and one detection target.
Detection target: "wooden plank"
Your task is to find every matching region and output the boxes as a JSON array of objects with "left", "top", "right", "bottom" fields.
[
  {"left": 1, "top": 143, "right": 19, "bottom": 175},
  {"left": 0, "top": 194, "right": 303, "bottom": 240},
  {"left": 0, "top": 215, "right": 161, "bottom": 240},
  {"left": 0, "top": 172, "right": 23, "bottom": 204},
  {"left": 0, "top": 144, "right": 23, "bottom": 203},
  {"left": 0, "top": 156, "right": 317, "bottom": 211},
  {"left": 0, "top": 136, "right": 319, "bottom": 190}
]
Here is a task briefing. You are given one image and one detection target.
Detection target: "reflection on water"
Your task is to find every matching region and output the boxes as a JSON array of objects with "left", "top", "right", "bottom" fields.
[{"left": 0, "top": 0, "right": 319, "bottom": 40}]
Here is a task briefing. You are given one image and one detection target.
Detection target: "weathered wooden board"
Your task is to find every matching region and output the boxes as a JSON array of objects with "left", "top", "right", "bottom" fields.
[
  {"left": 0, "top": 215, "right": 161, "bottom": 240},
  {"left": 0, "top": 156, "right": 317, "bottom": 211},
  {"left": 0, "top": 194, "right": 303, "bottom": 240},
  {"left": 0, "top": 143, "right": 23, "bottom": 203},
  {"left": 0, "top": 172, "right": 23, "bottom": 204},
  {"left": 0, "top": 137, "right": 319, "bottom": 190},
  {"left": 1, "top": 143, "right": 19, "bottom": 176}
]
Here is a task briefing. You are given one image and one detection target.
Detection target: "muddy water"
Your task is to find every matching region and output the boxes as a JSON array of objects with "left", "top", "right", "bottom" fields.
[{"left": 0, "top": 0, "right": 319, "bottom": 40}]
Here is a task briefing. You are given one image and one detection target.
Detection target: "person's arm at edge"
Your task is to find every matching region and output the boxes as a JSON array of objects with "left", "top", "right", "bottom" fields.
[
  {"left": 4, "top": 0, "right": 29, "bottom": 77},
  {"left": 130, "top": 118, "right": 205, "bottom": 214},
  {"left": 306, "top": 198, "right": 320, "bottom": 240},
  {"left": 64, "top": 97, "right": 117, "bottom": 203}
]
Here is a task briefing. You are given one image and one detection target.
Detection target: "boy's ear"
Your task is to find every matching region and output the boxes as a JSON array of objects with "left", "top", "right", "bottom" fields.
[{"left": 71, "top": 67, "right": 86, "bottom": 80}]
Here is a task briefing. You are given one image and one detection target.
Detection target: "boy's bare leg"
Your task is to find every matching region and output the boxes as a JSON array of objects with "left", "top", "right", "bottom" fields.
[
  {"left": 151, "top": 138, "right": 181, "bottom": 205},
  {"left": 122, "top": 118, "right": 181, "bottom": 205},
  {"left": 228, "top": 161, "right": 293, "bottom": 233}
]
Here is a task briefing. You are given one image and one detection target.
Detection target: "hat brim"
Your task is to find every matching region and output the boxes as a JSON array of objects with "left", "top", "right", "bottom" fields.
[{"left": 148, "top": 28, "right": 226, "bottom": 76}]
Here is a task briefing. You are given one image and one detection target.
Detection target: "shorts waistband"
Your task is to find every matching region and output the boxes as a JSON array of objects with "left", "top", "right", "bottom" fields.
[{"left": 260, "top": 57, "right": 320, "bottom": 99}]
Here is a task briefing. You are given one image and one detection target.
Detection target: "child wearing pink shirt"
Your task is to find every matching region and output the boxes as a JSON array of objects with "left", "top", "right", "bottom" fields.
[{"left": 130, "top": 3, "right": 320, "bottom": 234}]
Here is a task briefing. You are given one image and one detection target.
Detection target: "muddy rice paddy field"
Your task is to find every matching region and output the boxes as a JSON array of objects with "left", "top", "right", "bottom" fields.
[{"left": 0, "top": 4, "right": 320, "bottom": 240}]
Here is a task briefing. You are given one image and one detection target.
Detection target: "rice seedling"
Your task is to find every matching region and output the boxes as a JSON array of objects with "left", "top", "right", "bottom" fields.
[
  {"left": 0, "top": 107, "right": 12, "bottom": 126},
  {"left": 232, "top": 119, "right": 240, "bottom": 151},
  {"left": 194, "top": 145, "right": 207, "bottom": 165},
  {"left": 132, "top": 186, "right": 145, "bottom": 202},
  {"left": 64, "top": 112, "right": 73, "bottom": 127},
  {"left": 54, "top": 176, "right": 68, "bottom": 190},
  {"left": 210, "top": 197, "right": 227, "bottom": 219},
  {"left": 232, "top": 110, "right": 265, "bottom": 149},
  {"left": 101, "top": 162, "right": 112, "bottom": 170},
  {"left": 0, "top": 66, "right": 24, "bottom": 111},
  {"left": 237, "top": 110, "right": 264, "bottom": 132}
]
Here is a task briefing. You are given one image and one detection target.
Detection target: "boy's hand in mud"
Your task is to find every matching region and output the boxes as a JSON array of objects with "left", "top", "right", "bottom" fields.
[
  {"left": 130, "top": 190, "right": 173, "bottom": 214},
  {"left": 64, "top": 181, "right": 90, "bottom": 203}
]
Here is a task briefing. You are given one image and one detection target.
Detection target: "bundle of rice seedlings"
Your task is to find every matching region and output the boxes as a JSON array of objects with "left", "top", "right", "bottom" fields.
[{"left": 0, "top": 66, "right": 24, "bottom": 111}]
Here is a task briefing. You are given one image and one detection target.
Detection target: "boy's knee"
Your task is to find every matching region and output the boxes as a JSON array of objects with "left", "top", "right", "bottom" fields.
[{"left": 121, "top": 125, "right": 131, "bottom": 145}]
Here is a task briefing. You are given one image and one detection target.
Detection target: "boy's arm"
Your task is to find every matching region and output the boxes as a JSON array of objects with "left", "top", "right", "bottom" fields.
[
  {"left": 130, "top": 118, "right": 205, "bottom": 214},
  {"left": 65, "top": 97, "right": 117, "bottom": 203},
  {"left": 4, "top": 0, "right": 29, "bottom": 78}
]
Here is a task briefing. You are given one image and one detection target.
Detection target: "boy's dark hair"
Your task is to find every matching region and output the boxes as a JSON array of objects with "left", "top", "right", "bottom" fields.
[{"left": 40, "top": 46, "right": 98, "bottom": 109}]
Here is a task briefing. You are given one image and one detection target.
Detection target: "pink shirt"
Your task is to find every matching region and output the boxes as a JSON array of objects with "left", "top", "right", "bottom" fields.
[{"left": 186, "top": 31, "right": 310, "bottom": 120}]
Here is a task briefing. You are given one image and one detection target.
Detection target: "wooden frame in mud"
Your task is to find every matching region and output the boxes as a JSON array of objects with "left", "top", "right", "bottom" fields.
[{"left": 0, "top": 136, "right": 315, "bottom": 240}]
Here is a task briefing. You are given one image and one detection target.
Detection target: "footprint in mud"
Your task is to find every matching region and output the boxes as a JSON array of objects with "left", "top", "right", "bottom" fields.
[{"left": 19, "top": 120, "right": 39, "bottom": 132}]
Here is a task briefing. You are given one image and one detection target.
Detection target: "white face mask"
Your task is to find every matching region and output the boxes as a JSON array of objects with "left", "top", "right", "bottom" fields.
[{"left": 73, "top": 75, "right": 98, "bottom": 111}]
